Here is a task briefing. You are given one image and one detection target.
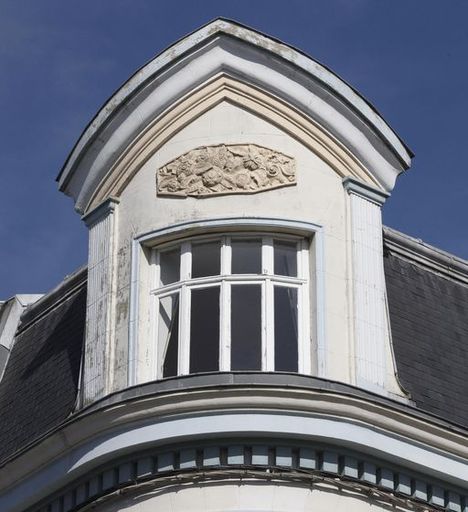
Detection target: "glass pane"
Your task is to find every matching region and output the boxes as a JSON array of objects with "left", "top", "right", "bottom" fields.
[
  {"left": 190, "top": 287, "right": 220, "bottom": 373},
  {"left": 158, "top": 294, "right": 179, "bottom": 377},
  {"left": 192, "top": 240, "right": 221, "bottom": 278},
  {"left": 274, "top": 240, "right": 297, "bottom": 277},
  {"left": 159, "top": 247, "right": 180, "bottom": 286},
  {"left": 231, "top": 239, "right": 262, "bottom": 274},
  {"left": 231, "top": 285, "right": 262, "bottom": 371},
  {"left": 274, "top": 287, "right": 298, "bottom": 372}
]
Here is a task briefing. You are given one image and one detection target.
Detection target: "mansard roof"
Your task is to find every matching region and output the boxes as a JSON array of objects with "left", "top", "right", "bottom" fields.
[
  {"left": 1, "top": 230, "right": 467, "bottom": 466},
  {"left": 0, "top": 267, "right": 86, "bottom": 465},
  {"left": 384, "top": 228, "right": 468, "bottom": 425},
  {"left": 57, "top": 18, "right": 413, "bottom": 214}
]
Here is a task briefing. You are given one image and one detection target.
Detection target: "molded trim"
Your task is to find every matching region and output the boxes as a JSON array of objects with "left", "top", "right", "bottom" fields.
[
  {"left": 2, "top": 381, "right": 468, "bottom": 511},
  {"left": 343, "top": 177, "right": 389, "bottom": 206},
  {"left": 81, "top": 197, "right": 120, "bottom": 227},
  {"left": 128, "top": 217, "right": 326, "bottom": 387},
  {"left": 86, "top": 75, "right": 378, "bottom": 213},
  {"left": 29, "top": 440, "right": 467, "bottom": 512},
  {"left": 58, "top": 35, "right": 413, "bottom": 213},
  {"left": 58, "top": 19, "right": 411, "bottom": 198}
]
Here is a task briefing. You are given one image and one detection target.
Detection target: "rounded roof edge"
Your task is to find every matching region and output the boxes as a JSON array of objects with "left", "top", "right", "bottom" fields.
[{"left": 57, "top": 18, "right": 413, "bottom": 196}]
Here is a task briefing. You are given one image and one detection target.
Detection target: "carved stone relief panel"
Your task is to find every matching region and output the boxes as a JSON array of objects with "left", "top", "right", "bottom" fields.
[{"left": 157, "top": 144, "right": 296, "bottom": 197}]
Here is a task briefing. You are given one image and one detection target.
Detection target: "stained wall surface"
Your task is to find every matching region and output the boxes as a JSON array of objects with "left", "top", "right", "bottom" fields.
[{"left": 112, "top": 101, "right": 350, "bottom": 390}]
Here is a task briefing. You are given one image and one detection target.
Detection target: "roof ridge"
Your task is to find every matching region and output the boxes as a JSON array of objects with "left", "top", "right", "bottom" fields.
[
  {"left": 17, "top": 265, "right": 87, "bottom": 333},
  {"left": 383, "top": 226, "right": 468, "bottom": 285}
]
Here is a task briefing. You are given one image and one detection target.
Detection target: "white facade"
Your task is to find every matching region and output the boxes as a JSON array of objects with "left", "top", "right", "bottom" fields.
[
  {"left": 3, "top": 19, "right": 468, "bottom": 512},
  {"left": 63, "top": 21, "right": 410, "bottom": 403}
]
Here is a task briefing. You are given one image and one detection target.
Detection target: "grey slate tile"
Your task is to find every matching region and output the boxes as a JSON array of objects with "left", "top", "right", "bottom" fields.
[
  {"left": 385, "top": 252, "right": 468, "bottom": 427},
  {"left": 0, "top": 271, "right": 86, "bottom": 464}
]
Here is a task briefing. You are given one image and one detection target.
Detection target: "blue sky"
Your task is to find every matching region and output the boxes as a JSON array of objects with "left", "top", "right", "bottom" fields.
[{"left": 1, "top": 0, "right": 468, "bottom": 298}]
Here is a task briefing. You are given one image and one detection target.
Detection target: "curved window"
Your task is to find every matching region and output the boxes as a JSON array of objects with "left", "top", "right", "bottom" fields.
[{"left": 151, "top": 234, "right": 310, "bottom": 378}]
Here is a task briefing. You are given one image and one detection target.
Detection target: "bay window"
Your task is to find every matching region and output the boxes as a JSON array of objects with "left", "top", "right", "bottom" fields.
[{"left": 151, "top": 234, "right": 310, "bottom": 378}]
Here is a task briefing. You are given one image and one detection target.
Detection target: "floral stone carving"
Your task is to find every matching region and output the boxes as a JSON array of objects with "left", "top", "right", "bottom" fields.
[{"left": 157, "top": 144, "right": 296, "bottom": 197}]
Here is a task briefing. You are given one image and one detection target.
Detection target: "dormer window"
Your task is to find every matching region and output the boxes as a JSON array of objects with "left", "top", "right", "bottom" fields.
[{"left": 152, "top": 234, "right": 310, "bottom": 379}]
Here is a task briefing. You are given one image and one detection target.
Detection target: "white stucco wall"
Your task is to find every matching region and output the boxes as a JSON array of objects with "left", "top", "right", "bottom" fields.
[{"left": 112, "top": 101, "right": 350, "bottom": 390}]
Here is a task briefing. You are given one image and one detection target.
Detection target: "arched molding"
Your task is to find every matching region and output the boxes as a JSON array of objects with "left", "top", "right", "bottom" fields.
[
  {"left": 127, "top": 217, "right": 326, "bottom": 387},
  {"left": 2, "top": 381, "right": 468, "bottom": 511},
  {"left": 24, "top": 443, "right": 468, "bottom": 512},
  {"left": 86, "top": 75, "right": 377, "bottom": 214},
  {"left": 57, "top": 22, "right": 413, "bottom": 214}
]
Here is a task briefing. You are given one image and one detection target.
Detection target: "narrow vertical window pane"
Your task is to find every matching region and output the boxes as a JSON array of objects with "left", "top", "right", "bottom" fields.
[
  {"left": 192, "top": 241, "right": 221, "bottom": 278},
  {"left": 231, "top": 285, "right": 262, "bottom": 370},
  {"left": 190, "top": 287, "right": 220, "bottom": 373},
  {"left": 158, "top": 294, "right": 179, "bottom": 377},
  {"left": 274, "top": 240, "right": 297, "bottom": 277},
  {"left": 274, "top": 287, "right": 298, "bottom": 372},
  {"left": 159, "top": 247, "right": 180, "bottom": 286},
  {"left": 231, "top": 239, "right": 262, "bottom": 274}
]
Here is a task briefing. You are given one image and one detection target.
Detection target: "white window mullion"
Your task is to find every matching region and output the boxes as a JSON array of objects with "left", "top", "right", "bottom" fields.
[
  {"left": 178, "top": 242, "right": 192, "bottom": 375},
  {"left": 151, "top": 250, "right": 159, "bottom": 380},
  {"left": 297, "top": 285, "right": 306, "bottom": 374},
  {"left": 300, "top": 241, "right": 311, "bottom": 374},
  {"left": 296, "top": 241, "right": 302, "bottom": 279},
  {"left": 263, "top": 237, "right": 275, "bottom": 371},
  {"left": 221, "top": 237, "right": 231, "bottom": 275},
  {"left": 180, "top": 242, "right": 191, "bottom": 280},
  {"left": 179, "top": 284, "right": 190, "bottom": 375},
  {"left": 152, "top": 294, "right": 160, "bottom": 379},
  {"left": 264, "top": 278, "right": 275, "bottom": 371},
  {"left": 263, "top": 237, "right": 274, "bottom": 275},
  {"left": 220, "top": 238, "right": 231, "bottom": 371},
  {"left": 151, "top": 249, "right": 160, "bottom": 289},
  {"left": 220, "top": 280, "right": 231, "bottom": 371}
]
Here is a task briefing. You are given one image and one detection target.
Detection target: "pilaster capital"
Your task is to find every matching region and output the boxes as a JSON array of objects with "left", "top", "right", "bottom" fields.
[
  {"left": 343, "top": 177, "right": 389, "bottom": 206},
  {"left": 81, "top": 197, "right": 120, "bottom": 228}
]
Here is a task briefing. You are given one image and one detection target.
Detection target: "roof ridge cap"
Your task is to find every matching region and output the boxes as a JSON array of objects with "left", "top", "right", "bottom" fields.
[
  {"left": 18, "top": 265, "right": 87, "bottom": 332},
  {"left": 383, "top": 226, "right": 468, "bottom": 285}
]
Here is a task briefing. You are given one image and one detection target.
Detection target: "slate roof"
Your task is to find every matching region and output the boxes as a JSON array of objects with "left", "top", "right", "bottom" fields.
[
  {"left": 0, "top": 267, "right": 86, "bottom": 465},
  {"left": 384, "top": 230, "right": 468, "bottom": 426},
  {"left": 1, "top": 229, "right": 468, "bottom": 465}
]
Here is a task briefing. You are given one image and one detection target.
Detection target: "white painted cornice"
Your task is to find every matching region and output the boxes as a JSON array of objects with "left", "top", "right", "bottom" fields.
[
  {"left": 1, "top": 381, "right": 468, "bottom": 511},
  {"left": 343, "top": 177, "right": 390, "bottom": 206},
  {"left": 57, "top": 18, "right": 413, "bottom": 214},
  {"left": 81, "top": 196, "right": 120, "bottom": 228}
]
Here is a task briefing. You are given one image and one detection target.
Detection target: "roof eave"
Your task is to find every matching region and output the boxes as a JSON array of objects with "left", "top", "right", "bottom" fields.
[{"left": 57, "top": 18, "right": 413, "bottom": 197}]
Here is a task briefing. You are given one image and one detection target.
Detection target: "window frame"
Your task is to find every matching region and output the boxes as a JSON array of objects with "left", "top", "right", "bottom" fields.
[
  {"left": 128, "top": 217, "right": 326, "bottom": 388},
  {"left": 150, "top": 232, "right": 310, "bottom": 379}
]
